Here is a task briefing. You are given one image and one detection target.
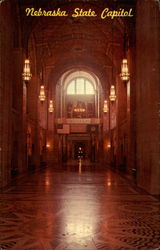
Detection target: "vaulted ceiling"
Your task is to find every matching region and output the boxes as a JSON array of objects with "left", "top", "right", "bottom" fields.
[{"left": 15, "top": 0, "right": 136, "bottom": 90}]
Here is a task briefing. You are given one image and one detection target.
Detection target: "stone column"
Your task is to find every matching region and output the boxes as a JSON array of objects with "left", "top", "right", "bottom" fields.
[
  {"left": 0, "top": 1, "right": 13, "bottom": 187},
  {"left": 136, "top": 0, "right": 160, "bottom": 194}
]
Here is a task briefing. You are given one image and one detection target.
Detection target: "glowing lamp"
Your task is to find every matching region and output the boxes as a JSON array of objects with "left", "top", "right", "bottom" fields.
[
  {"left": 22, "top": 59, "right": 32, "bottom": 81},
  {"left": 103, "top": 100, "right": 108, "bottom": 113},
  {"left": 109, "top": 85, "right": 116, "bottom": 102},
  {"left": 39, "top": 85, "right": 46, "bottom": 102},
  {"left": 48, "top": 100, "right": 54, "bottom": 113},
  {"left": 120, "top": 58, "right": 130, "bottom": 82},
  {"left": 74, "top": 107, "right": 85, "bottom": 113}
]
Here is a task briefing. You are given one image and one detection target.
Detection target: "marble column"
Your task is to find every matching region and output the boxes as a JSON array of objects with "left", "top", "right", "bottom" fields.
[{"left": 136, "top": 0, "right": 160, "bottom": 194}]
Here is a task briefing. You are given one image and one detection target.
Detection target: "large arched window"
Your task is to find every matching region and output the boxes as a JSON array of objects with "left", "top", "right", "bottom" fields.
[
  {"left": 56, "top": 70, "right": 100, "bottom": 119},
  {"left": 67, "top": 78, "right": 94, "bottom": 95}
]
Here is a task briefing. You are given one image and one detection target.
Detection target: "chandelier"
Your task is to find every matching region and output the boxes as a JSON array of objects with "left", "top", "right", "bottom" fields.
[
  {"left": 48, "top": 100, "right": 54, "bottom": 112},
  {"left": 39, "top": 85, "right": 46, "bottom": 102},
  {"left": 22, "top": 59, "right": 32, "bottom": 81},
  {"left": 120, "top": 58, "right": 130, "bottom": 82},
  {"left": 103, "top": 100, "right": 108, "bottom": 113},
  {"left": 109, "top": 85, "right": 116, "bottom": 102}
]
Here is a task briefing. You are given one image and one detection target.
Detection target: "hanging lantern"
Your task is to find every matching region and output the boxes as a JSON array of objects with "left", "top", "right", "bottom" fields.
[
  {"left": 22, "top": 59, "right": 32, "bottom": 81},
  {"left": 109, "top": 85, "right": 116, "bottom": 102},
  {"left": 48, "top": 100, "right": 54, "bottom": 113},
  {"left": 120, "top": 58, "right": 130, "bottom": 82},
  {"left": 39, "top": 85, "right": 46, "bottom": 102},
  {"left": 103, "top": 100, "right": 108, "bottom": 113}
]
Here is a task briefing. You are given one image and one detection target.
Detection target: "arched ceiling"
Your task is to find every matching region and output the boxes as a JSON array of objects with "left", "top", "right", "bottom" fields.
[{"left": 16, "top": 0, "right": 136, "bottom": 91}]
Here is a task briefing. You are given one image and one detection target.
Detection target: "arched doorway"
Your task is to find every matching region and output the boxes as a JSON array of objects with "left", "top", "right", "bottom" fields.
[{"left": 55, "top": 70, "right": 103, "bottom": 163}]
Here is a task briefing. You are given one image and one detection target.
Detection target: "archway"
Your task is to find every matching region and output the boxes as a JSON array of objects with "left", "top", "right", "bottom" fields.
[{"left": 55, "top": 69, "right": 103, "bottom": 163}]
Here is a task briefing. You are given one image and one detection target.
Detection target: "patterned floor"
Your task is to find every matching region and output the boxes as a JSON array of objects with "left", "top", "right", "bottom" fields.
[{"left": 0, "top": 162, "right": 160, "bottom": 250}]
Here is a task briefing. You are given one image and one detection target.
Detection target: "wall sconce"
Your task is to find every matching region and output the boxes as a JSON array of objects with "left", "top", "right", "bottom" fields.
[
  {"left": 39, "top": 85, "right": 46, "bottom": 102},
  {"left": 22, "top": 59, "right": 32, "bottom": 82},
  {"left": 48, "top": 100, "right": 54, "bottom": 113},
  {"left": 103, "top": 100, "right": 108, "bottom": 113},
  {"left": 109, "top": 85, "right": 116, "bottom": 102}
]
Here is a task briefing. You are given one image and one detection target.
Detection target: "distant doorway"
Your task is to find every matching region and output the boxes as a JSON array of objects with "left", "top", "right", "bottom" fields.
[{"left": 74, "top": 142, "right": 86, "bottom": 159}]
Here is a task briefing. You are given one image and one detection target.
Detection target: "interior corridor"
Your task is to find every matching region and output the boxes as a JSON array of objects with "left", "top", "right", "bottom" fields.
[
  {"left": 0, "top": 0, "right": 160, "bottom": 249},
  {"left": 0, "top": 163, "right": 160, "bottom": 250}
]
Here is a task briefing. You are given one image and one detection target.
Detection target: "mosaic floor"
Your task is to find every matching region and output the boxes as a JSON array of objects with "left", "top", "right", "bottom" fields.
[{"left": 0, "top": 162, "right": 160, "bottom": 250}]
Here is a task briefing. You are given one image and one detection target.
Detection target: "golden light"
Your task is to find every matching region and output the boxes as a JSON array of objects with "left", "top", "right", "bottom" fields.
[
  {"left": 120, "top": 58, "right": 130, "bottom": 82},
  {"left": 109, "top": 85, "right": 116, "bottom": 102},
  {"left": 74, "top": 107, "right": 86, "bottom": 113},
  {"left": 39, "top": 85, "right": 46, "bottom": 102},
  {"left": 22, "top": 59, "right": 32, "bottom": 81},
  {"left": 107, "top": 181, "right": 112, "bottom": 187},
  {"left": 48, "top": 100, "right": 54, "bottom": 113},
  {"left": 46, "top": 143, "right": 50, "bottom": 148},
  {"left": 103, "top": 100, "right": 108, "bottom": 113}
]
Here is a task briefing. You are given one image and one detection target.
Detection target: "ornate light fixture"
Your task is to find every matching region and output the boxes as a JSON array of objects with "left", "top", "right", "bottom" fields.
[
  {"left": 73, "top": 107, "right": 86, "bottom": 113},
  {"left": 120, "top": 58, "right": 130, "bottom": 82},
  {"left": 103, "top": 100, "right": 108, "bottom": 113},
  {"left": 22, "top": 59, "right": 32, "bottom": 81},
  {"left": 39, "top": 85, "right": 46, "bottom": 102},
  {"left": 120, "top": 31, "right": 130, "bottom": 82},
  {"left": 73, "top": 102, "right": 86, "bottom": 113},
  {"left": 109, "top": 85, "right": 116, "bottom": 102},
  {"left": 109, "top": 22, "right": 116, "bottom": 102},
  {"left": 48, "top": 100, "right": 54, "bottom": 113}
]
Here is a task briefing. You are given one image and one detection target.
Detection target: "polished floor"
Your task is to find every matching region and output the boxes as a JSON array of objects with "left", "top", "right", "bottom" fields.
[{"left": 0, "top": 161, "right": 160, "bottom": 250}]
